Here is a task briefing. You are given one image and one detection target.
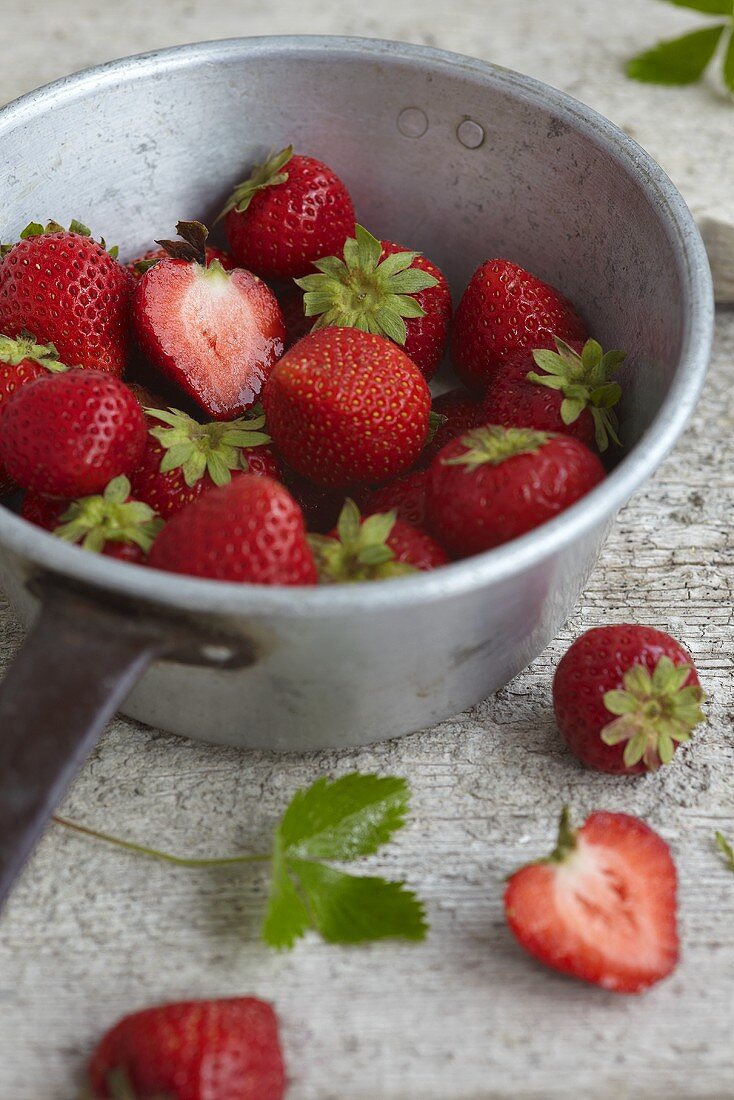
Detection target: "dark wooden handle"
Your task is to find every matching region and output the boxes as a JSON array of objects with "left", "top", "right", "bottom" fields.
[{"left": 0, "top": 585, "right": 164, "bottom": 910}]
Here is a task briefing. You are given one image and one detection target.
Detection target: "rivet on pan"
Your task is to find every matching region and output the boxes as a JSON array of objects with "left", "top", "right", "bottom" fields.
[
  {"left": 397, "top": 107, "right": 429, "bottom": 138},
  {"left": 457, "top": 119, "right": 485, "bottom": 149}
]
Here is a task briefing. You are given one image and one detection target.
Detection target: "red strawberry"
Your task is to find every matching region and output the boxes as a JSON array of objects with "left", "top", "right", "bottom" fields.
[
  {"left": 481, "top": 337, "right": 625, "bottom": 452},
  {"left": 132, "top": 221, "right": 285, "bottom": 419},
  {"left": 148, "top": 474, "right": 317, "bottom": 584},
  {"left": 553, "top": 624, "right": 705, "bottom": 774},
  {"left": 130, "top": 405, "right": 280, "bottom": 519},
  {"left": 295, "top": 225, "right": 451, "bottom": 379},
  {"left": 427, "top": 426, "right": 604, "bottom": 557},
  {"left": 0, "top": 369, "right": 147, "bottom": 497},
  {"left": 310, "top": 498, "right": 447, "bottom": 582},
  {"left": 221, "top": 145, "right": 355, "bottom": 279},
  {"left": 0, "top": 332, "right": 69, "bottom": 494},
  {"left": 359, "top": 468, "right": 429, "bottom": 527},
  {"left": 263, "top": 327, "right": 431, "bottom": 487},
  {"left": 271, "top": 281, "right": 313, "bottom": 349},
  {"left": 452, "top": 259, "right": 587, "bottom": 391},
  {"left": 281, "top": 465, "right": 349, "bottom": 534},
  {"left": 127, "top": 244, "right": 236, "bottom": 278},
  {"left": 0, "top": 221, "right": 133, "bottom": 375},
  {"left": 420, "top": 388, "right": 483, "bottom": 466},
  {"left": 86, "top": 996, "right": 285, "bottom": 1100},
  {"left": 22, "top": 476, "right": 162, "bottom": 563},
  {"left": 505, "top": 807, "right": 679, "bottom": 993}
]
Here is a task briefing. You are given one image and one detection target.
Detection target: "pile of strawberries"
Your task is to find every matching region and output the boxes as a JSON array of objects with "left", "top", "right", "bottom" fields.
[{"left": 0, "top": 147, "right": 627, "bottom": 584}]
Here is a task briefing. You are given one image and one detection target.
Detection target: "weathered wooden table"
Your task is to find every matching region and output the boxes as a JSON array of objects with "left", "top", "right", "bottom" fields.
[{"left": 0, "top": 2, "right": 732, "bottom": 1097}]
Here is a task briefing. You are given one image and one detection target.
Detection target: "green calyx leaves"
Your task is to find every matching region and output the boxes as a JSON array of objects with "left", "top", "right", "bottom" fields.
[
  {"left": 542, "top": 806, "right": 579, "bottom": 866},
  {"left": 527, "top": 337, "right": 625, "bottom": 452},
  {"left": 0, "top": 331, "right": 68, "bottom": 372},
  {"left": 218, "top": 145, "right": 294, "bottom": 220},
  {"left": 443, "top": 425, "right": 550, "bottom": 469},
  {"left": 308, "top": 499, "right": 417, "bottom": 584},
  {"left": 54, "top": 476, "right": 164, "bottom": 555},
  {"left": 5, "top": 219, "right": 119, "bottom": 259},
  {"left": 295, "top": 224, "right": 439, "bottom": 347},
  {"left": 154, "top": 220, "right": 210, "bottom": 267},
  {"left": 715, "top": 831, "right": 734, "bottom": 871},
  {"left": 601, "top": 655, "right": 706, "bottom": 771},
  {"left": 145, "top": 406, "right": 271, "bottom": 487},
  {"left": 626, "top": 0, "right": 734, "bottom": 92},
  {"left": 263, "top": 773, "right": 427, "bottom": 949}
]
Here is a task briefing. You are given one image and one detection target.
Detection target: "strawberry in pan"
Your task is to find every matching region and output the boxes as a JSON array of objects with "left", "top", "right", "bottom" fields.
[
  {"left": 221, "top": 145, "right": 355, "bottom": 279},
  {"left": 295, "top": 224, "right": 451, "bottom": 379},
  {"left": 132, "top": 221, "right": 285, "bottom": 420},
  {"left": 0, "top": 220, "right": 133, "bottom": 375}
]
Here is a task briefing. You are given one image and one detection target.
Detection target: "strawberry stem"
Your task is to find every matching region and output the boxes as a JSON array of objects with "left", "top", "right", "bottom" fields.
[{"left": 52, "top": 816, "right": 270, "bottom": 868}]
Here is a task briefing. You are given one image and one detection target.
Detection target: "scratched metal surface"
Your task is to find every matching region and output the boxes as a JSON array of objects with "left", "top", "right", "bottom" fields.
[{"left": 0, "top": 2, "right": 733, "bottom": 1097}]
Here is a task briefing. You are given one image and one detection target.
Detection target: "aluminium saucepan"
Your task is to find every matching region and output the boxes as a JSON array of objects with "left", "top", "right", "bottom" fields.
[{"left": 0, "top": 36, "right": 713, "bottom": 908}]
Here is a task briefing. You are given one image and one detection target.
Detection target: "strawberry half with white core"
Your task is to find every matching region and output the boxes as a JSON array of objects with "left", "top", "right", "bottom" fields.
[
  {"left": 310, "top": 498, "right": 447, "bottom": 582},
  {"left": 132, "top": 221, "right": 285, "bottom": 420},
  {"left": 504, "top": 807, "right": 679, "bottom": 993},
  {"left": 45, "top": 476, "right": 163, "bottom": 563},
  {"left": 130, "top": 404, "right": 279, "bottom": 519},
  {"left": 295, "top": 225, "right": 450, "bottom": 379}
]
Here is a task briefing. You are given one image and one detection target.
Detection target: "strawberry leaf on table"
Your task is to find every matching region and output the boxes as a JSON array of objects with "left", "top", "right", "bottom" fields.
[
  {"left": 626, "top": 1, "right": 734, "bottom": 89},
  {"left": 54, "top": 772, "right": 427, "bottom": 951},
  {"left": 715, "top": 831, "right": 734, "bottom": 870},
  {"left": 724, "top": 26, "right": 734, "bottom": 87}
]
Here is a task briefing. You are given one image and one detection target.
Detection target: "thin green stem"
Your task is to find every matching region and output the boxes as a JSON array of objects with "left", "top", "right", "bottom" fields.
[{"left": 52, "top": 816, "right": 270, "bottom": 868}]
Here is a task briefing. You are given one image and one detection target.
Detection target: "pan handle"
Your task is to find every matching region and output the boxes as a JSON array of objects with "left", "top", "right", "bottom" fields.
[{"left": 0, "top": 582, "right": 166, "bottom": 910}]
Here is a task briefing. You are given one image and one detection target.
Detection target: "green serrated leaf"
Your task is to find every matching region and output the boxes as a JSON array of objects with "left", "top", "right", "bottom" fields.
[
  {"left": 288, "top": 859, "right": 427, "bottom": 944},
  {"left": 664, "top": 0, "right": 732, "bottom": 13},
  {"left": 262, "top": 842, "right": 313, "bottom": 949},
  {"left": 560, "top": 396, "right": 585, "bottom": 425},
  {"left": 626, "top": 24, "right": 726, "bottom": 85},
  {"left": 278, "top": 774, "right": 410, "bottom": 861},
  {"left": 723, "top": 28, "right": 734, "bottom": 90}
]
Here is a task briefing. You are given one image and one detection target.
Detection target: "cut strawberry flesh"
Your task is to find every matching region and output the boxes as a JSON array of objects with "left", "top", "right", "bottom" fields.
[
  {"left": 505, "top": 812, "right": 678, "bottom": 993},
  {"left": 136, "top": 261, "right": 284, "bottom": 419}
]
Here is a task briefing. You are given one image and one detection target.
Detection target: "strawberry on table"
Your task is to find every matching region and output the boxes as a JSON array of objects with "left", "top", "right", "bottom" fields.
[
  {"left": 130, "top": 404, "right": 279, "bottom": 519},
  {"left": 263, "top": 327, "right": 431, "bottom": 487},
  {"left": 127, "top": 244, "right": 236, "bottom": 278},
  {"left": 0, "top": 369, "right": 147, "bottom": 498},
  {"left": 22, "top": 476, "right": 163, "bottom": 563},
  {"left": 221, "top": 145, "right": 355, "bottom": 279},
  {"left": 554, "top": 624, "right": 705, "bottom": 774},
  {"left": 452, "top": 258, "right": 587, "bottom": 391},
  {"left": 359, "top": 468, "right": 429, "bottom": 528},
  {"left": 0, "top": 331, "right": 69, "bottom": 494},
  {"left": 504, "top": 807, "right": 679, "bottom": 993},
  {"left": 132, "top": 221, "right": 285, "bottom": 420},
  {"left": 0, "top": 220, "right": 132, "bottom": 375},
  {"left": 481, "top": 337, "right": 626, "bottom": 452},
  {"left": 86, "top": 996, "right": 285, "bottom": 1100},
  {"left": 310, "top": 498, "right": 447, "bottom": 582},
  {"left": 427, "top": 425, "right": 605, "bottom": 557},
  {"left": 295, "top": 224, "right": 451, "bottom": 379},
  {"left": 148, "top": 474, "right": 317, "bottom": 584}
]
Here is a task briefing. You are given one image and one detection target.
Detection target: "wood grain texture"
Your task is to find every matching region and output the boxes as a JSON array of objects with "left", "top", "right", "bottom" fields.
[{"left": 0, "top": 3, "right": 733, "bottom": 1096}]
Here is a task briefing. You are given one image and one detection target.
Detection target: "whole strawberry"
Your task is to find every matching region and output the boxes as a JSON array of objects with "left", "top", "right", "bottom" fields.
[
  {"left": 360, "top": 468, "right": 429, "bottom": 528},
  {"left": 130, "top": 405, "right": 280, "bottom": 519},
  {"left": 310, "top": 498, "right": 447, "bottom": 582},
  {"left": 148, "top": 474, "right": 317, "bottom": 584},
  {"left": 132, "top": 221, "right": 285, "bottom": 419},
  {"left": 86, "top": 996, "right": 285, "bottom": 1100},
  {"left": 221, "top": 146, "right": 355, "bottom": 279},
  {"left": 481, "top": 337, "right": 626, "bottom": 452},
  {"left": 22, "top": 476, "right": 163, "bottom": 563},
  {"left": 0, "top": 332, "right": 69, "bottom": 494},
  {"left": 271, "top": 281, "right": 313, "bottom": 349},
  {"left": 0, "top": 370, "right": 147, "bottom": 497},
  {"left": 127, "top": 244, "right": 236, "bottom": 278},
  {"left": 0, "top": 221, "right": 132, "bottom": 375},
  {"left": 420, "top": 387, "right": 483, "bottom": 466},
  {"left": 281, "top": 465, "right": 350, "bottom": 534},
  {"left": 295, "top": 225, "right": 451, "bottom": 379},
  {"left": 264, "top": 327, "right": 431, "bottom": 487},
  {"left": 505, "top": 807, "right": 679, "bottom": 993},
  {"left": 427, "top": 426, "right": 605, "bottom": 557},
  {"left": 452, "top": 258, "right": 587, "bottom": 391},
  {"left": 553, "top": 624, "right": 705, "bottom": 774}
]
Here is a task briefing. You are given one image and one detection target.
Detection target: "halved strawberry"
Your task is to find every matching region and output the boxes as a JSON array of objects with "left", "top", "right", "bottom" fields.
[
  {"left": 132, "top": 221, "right": 285, "bottom": 419},
  {"left": 505, "top": 808, "right": 679, "bottom": 994},
  {"left": 127, "top": 245, "right": 236, "bottom": 278}
]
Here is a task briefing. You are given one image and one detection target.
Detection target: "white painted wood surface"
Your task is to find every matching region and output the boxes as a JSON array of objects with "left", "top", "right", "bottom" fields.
[{"left": 0, "top": 2, "right": 733, "bottom": 1096}]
